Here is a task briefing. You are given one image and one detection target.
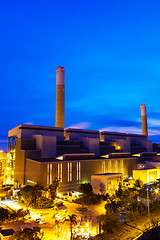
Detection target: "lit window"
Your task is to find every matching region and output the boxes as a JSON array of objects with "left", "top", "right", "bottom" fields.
[
  {"left": 68, "top": 162, "right": 72, "bottom": 182},
  {"left": 77, "top": 162, "right": 81, "bottom": 183},
  {"left": 58, "top": 163, "right": 62, "bottom": 183},
  {"left": 47, "top": 164, "right": 49, "bottom": 185}
]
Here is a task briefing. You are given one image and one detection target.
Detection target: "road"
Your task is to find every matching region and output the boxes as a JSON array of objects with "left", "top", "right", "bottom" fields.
[{"left": 1, "top": 198, "right": 106, "bottom": 239}]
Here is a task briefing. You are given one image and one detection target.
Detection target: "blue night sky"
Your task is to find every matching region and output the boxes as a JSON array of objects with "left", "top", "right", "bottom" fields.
[{"left": 1, "top": 0, "right": 160, "bottom": 152}]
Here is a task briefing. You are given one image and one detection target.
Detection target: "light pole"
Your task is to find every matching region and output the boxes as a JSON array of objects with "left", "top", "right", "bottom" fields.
[{"left": 146, "top": 188, "right": 150, "bottom": 218}]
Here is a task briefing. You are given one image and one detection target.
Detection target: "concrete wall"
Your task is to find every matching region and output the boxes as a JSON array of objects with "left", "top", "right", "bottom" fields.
[
  {"left": 33, "top": 135, "right": 56, "bottom": 158},
  {"left": 91, "top": 174, "right": 122, "bottom": 195},
  {"left": 100, "top": 132, "right": 127, "bottom": 141},
  {"left": 8, "top": 124, "right": 64, "bottom": 140},
  {"left": 65, "top": 128, "right": 99, "bottom": 141},
  {"left": 114, "top": 139, "right": 130, "bottom": 152},
  {"left": 80, "top": 137, "right": 100, "bottom": 156},
  {"left": 91, "top": 175, "right": 107, "bottom": 194}
]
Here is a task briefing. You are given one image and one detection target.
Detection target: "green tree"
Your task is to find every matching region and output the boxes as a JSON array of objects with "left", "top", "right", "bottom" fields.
[
  {"left": 134, "top": 179, "right": 143, "bottom": 189},
  {"left": 116, "top": 182, "right": 123, "bottom": 198},
  {"left": 18, "top": 184, "right": 50, "bottom": 208},
  {"left": 48, "top": 177, "right": 60, "bottom": 200},
  {"left": 32, "top": 185, "right": 44, "bottom": 206},
  {"left": 99, "top": 213, "right": 120, "bottom": 234},
  {"left": 11, "top": 226, "right": 44, "bottom": 240},
  {"left": 78, "top": 183, "right": 93, "bottom": 196},
  {"left": 68, "top": 214, "right": 77, "bottom": 240},
  {"left": 105, "top": 199, "right": 122, "bottom": 214},
  {"left": 0, "top": 207, "right": 10, "bottom": 223}
]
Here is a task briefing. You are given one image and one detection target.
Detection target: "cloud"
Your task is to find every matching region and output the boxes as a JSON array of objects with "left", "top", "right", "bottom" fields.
[
  {"left": 148, "top": 129, "right": 160, "bottom": 136},
  {"left": 24, "top": 122, "right": 34, "bottom": 125},
  {"left": 148, "top": 119, "right": 160, "bottom": 127},
  {"left": 99, "top": 125, "right": 160, "bottom": 137},
  {"left": 0, "top": 140, "right": 8, "bottom": 143},
  {"left": 99, "top": 126, "right": 142, "bottom": 134},
  {"left": 67, "top": 122, "right": 92, "bottom": 129}
]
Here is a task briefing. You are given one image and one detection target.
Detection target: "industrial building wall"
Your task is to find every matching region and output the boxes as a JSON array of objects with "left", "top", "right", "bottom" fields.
[
  {"left": 25, "top": 159, "right": 41, "bottom": 185},
  {"left": 22, "top": 157, "right": 138, "bottom": 190},
  {"left": 14, "top": 139, "right": 26, "bottom": 187}
]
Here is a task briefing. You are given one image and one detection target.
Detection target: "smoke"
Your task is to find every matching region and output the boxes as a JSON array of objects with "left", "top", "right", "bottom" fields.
[
  {"left": 0, "top": 140, "right": 8, "bottom": 143},
  {"left": 67, "top": 122, "right": 92, "bottom": 129}
]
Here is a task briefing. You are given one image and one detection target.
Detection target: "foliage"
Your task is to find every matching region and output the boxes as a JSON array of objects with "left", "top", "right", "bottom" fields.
[
  {"left": 48, "top": 177, "right": 60, "bottom": 200},
  {"left": 0, "top": 207, "right": 10, "bottom": 223},
  {"left": 78, "top": 183, "right": 93, "bottom": 196},
  {"left": 18, "top": 184, "right": 53, "bottom": 208},
  {"left": 134, "top": 178, "right": 144, "bottom": 189},
  {"left": 67, "top": 214, "right": 77, "bottom": 240},
  {"left": 0, "top": 207, "right": 29, "bottom": 224},
  {"left": 73, "top": 193, "right": 102, "bottom": 205},
  {"left": 105, "top": 198, "right": 122, "bottom": 214},
  {"left": 115, "top": 182, "right": 123, "bottom": 198},
  {"left": 74, "top": 183, "right": 104, "bottom": 204},
  {"left": 99, "top": 213, "right": 121, "bottom": 234},
  {"left": 76, "top": 207, "right": 88, "bottom": 212},
  {"left": 11, "top": 226, "right": 44, "bottom": 240}
]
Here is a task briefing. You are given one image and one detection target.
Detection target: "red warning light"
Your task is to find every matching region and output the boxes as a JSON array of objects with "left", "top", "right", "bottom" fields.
[{"left": 57, "top": 66, "right": 64, "bottom": 70}]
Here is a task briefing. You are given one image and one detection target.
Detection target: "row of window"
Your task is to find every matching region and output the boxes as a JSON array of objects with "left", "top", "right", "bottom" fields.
[
  {"left": 102, "top": 159, "right": 124, "bottom": 174},
  {"left": 47, "top": 162, "right": 81, "bottom": 185}
]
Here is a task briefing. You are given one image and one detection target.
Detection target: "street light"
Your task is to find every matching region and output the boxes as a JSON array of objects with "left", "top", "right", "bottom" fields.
[{"left": 146, "top": 188, "right": 150, "bottom": 218}]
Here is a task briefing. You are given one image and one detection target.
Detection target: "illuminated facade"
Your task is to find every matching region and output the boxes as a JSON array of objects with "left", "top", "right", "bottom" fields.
[
  {"left": 91, "top": 173, "right": 122, "bottom": 195},
  {"left": 0, "top": 150, "right": 15, "bottom": 185},
  {"left": 133, "top": 168, "right": 159, "bottom": 184},
  {"left": 7, "top": 124, "right": 151, "bottom": 192}
]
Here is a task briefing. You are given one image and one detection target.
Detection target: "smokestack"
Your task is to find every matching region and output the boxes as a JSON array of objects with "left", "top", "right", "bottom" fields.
[
  {"left": 141, "top": 104, "right": 148, "bottom": 140},
  {"left": 55, "top": 66, "right": 65, "bottom": 128}
]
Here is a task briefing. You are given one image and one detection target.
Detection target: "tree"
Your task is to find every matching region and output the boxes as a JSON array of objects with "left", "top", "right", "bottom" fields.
[
  {"left": 116, "top": 182, "right": 123, "bottom": 198},
  {"left": 0, "top": 207, "right": 10, "bottom": 223},
  {"left": 105, "top": 199, "right": 122, "bottom": 214},
  {"left": 68, "top": 214, "right": 77, "bottom": 240},
  {"left": 134, "top": 179, "right": 143, "bottom": 189},
  {"left": 78, "top": 183, "right": 93, "bottom": 196},
  {"left": 11, "top": 226, "right": 44, "bottom": 240},
  {"left": 48, "top": 177, "right": 60, "bottom": 200},
  {"left": 32, "top": 185, "right": 44, "bottom": 206},
  {"left": 18, "top": 184, "right": 50, "bottom": 208},
  {"left": 99, "top": 213, "right": 120, "bottom": 234}
]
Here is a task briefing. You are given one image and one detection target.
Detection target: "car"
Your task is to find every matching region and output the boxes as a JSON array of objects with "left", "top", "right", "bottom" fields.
[
  {"left": 35, "top": 218, "right": 41, "bottom": 223},
  {"left": 38, "top": 220, "right": 46, "bottom": 225},
  {"left": 55, "top": 213, "right": 64, "bottom": 221}
]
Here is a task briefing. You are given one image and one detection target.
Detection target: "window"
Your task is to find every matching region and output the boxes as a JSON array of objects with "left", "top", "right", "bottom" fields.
[
  {"left": 68, "top": 162, "right": 72, "bottom": 182},
  {"left": 77, "top": 162, "right": 81, "bottom": 183},
  {"left": 102, "top": 160, "right": 105, "bottom": 173},
  {"left": 47, "top": 164, "right": 53, "bottom": 185},
  {"left": 58, "top": 163, "right": 62, "bottom": 183}
]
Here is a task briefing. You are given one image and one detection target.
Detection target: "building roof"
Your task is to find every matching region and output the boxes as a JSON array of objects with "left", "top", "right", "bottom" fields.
[
  {"left": 133, "top": 166, "right": 157, "bottom": 171},
  {"left": 19, "top": 124, "right": 64, "bottom": 132},
  {"left": 92, "top": 173, "right": 122, "bottom": 176},
  {"left": 65, "top": 128, "right": 99, "bottom": 134}
]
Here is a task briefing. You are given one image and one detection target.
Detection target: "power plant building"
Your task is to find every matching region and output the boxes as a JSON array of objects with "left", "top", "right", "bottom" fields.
[
  {"left": 6, "top": 67, "right": 160, "bottom": 194},
  {"left": 8, "top": 123, "right": 160, "bottom": 193}
]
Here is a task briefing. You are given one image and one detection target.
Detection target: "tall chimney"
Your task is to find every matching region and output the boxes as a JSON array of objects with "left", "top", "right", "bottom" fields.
[
  {"left": 141, "top": 104, "right": 148, "bottom": 139},
  {"left": 55, "top": 66, "right": 65, "bottom": 128}
]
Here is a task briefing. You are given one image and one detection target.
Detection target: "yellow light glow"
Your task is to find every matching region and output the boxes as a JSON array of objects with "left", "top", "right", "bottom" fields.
[
  {"left": 81, "top": 228, "right": 84, "bottom": 232},
  {"left": 101, "top": 155, "right": 109, "bottom": 158}
]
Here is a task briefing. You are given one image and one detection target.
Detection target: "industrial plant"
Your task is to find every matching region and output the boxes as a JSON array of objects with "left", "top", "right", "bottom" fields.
[{"left": 3, "top": 66, "right": 160, "bottom": 195}]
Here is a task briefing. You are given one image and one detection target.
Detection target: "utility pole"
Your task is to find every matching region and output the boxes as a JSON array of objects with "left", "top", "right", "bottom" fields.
[{"left": 147, "top": 188, "right": 150, "bottom": 218}]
